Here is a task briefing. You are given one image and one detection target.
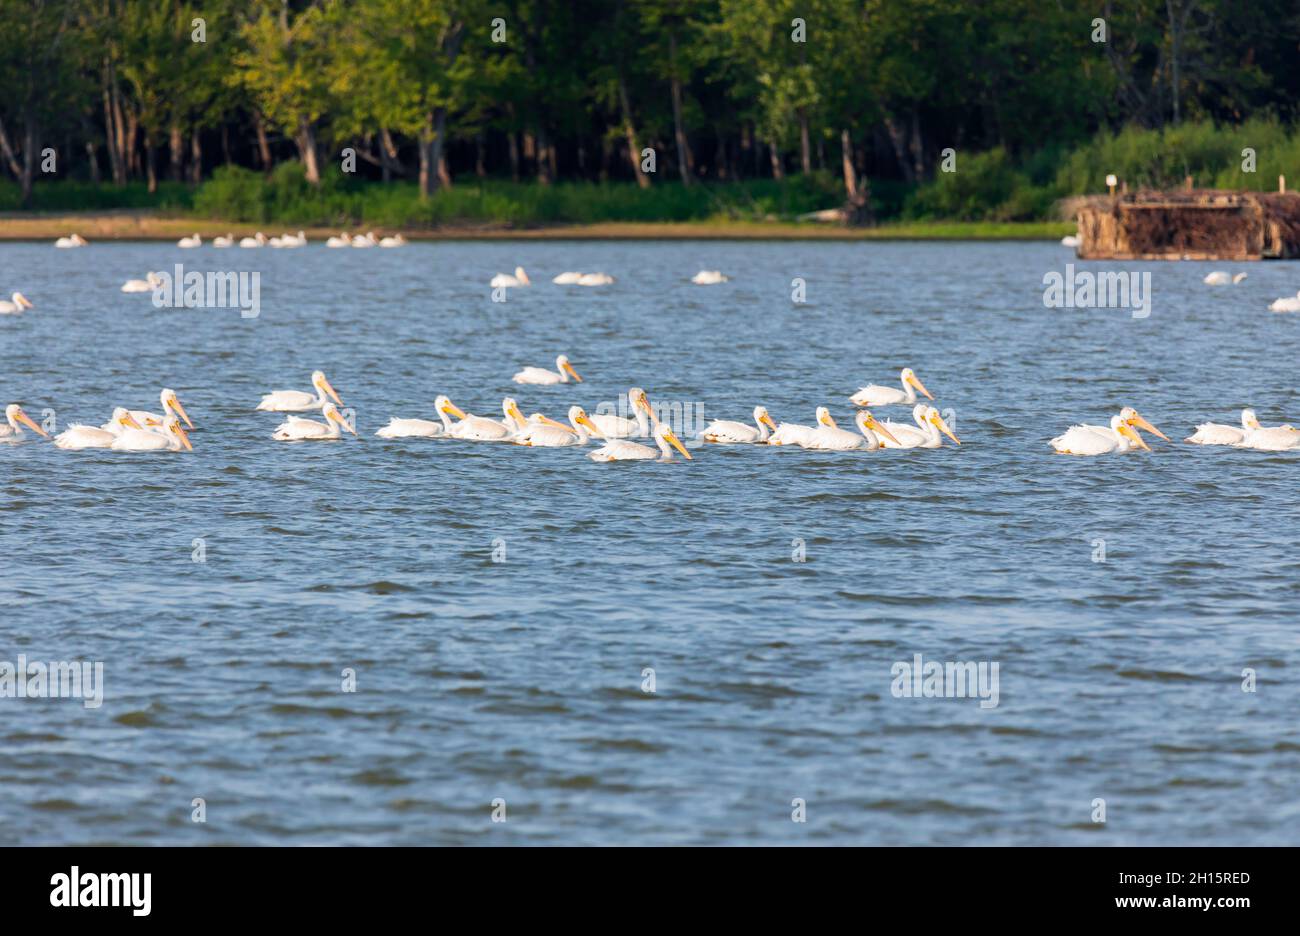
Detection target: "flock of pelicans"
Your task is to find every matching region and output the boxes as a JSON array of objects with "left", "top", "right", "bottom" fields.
[{"left": 2, "top": 358, "right": 1297, "bottom": 458}]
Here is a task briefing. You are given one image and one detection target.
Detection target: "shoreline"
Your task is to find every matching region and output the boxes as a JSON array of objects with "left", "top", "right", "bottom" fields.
[{"left": 0, "top": 213, "right": 1074, "bottom": 242}]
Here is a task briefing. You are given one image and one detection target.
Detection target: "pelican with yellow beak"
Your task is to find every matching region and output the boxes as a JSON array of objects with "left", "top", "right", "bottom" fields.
[
  {"left": 257, "top": 371, "right": 344, "bottom": 412},
  {"left": 1078, "top": 407, "right": 1169, "bottom": 444},
  {"left": 0, "top": 292, "right": 34, "bottom": 315},
  {"left": 112, "top": 416, "right": 193, "bottom": 452},
  {"left": 879, "top": 405, "right": 961, "bottom": 449},
  {"left": 129, "top": 388, "right": 194, "bottom": 430},
  {"left": 272, "top": 403, "right": 356, "bottom": 441},
  {"left": 375, "top": 395, "right": 460, "bottom": 438},
  {"left": 701, "top": 406, "right": 778, "bottom": 444},
  {"left": 850, "top": 368, "right": 934, "bottom": 407},
  {"left": 516, "top": 406, "right": 604, "bottom": 447},
  {"left": 56, "top": 409, "right": 143, "bottom": 449},
  {"left": 587, "top": 388, "right": 657, "bottom": 439},
  {"left": 442, "top": 397, "right": 525, "bottom": 441},
  {"left": 0, "top": 404, "right": 49, "bottom": 441},
  {"left": 513, "top": 354, "right": 582, "bottom": 385},
  {"left": 588, "top": 423, "right": 693, "bottom": 462},
  {"left": 803, "top": 408, "right": 900, "bottom": 450},
  {"left": 1050, "top": 414, "right": 1152, "bottom": 455}
]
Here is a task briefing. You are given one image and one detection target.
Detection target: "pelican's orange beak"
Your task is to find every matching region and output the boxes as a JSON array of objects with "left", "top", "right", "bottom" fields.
[
  {"left": 441, "top": 400, "right": 467, "bottom": 420},
  {"left": 664, "top": 429, "right": 692, "bottom": 460},
  {"left": 907, "top": 372, "right": 934, "bottom": 400},
  {"left": 175, "top": 423, "right": 194, "bottom": 450},
  {"left": 320, "top": 376, "right": 343, "bottom": 406},
  {"left": 576, "top": 414, "right": 604, "bottom": 437},
  {"left": 866, "top": 414, "right": 900, "bottom": 446},
  {"left": 930, "top": 411, "right": 961, "bottom": 445},
  {"left": 170, "top": 396, "right": 194, "bottom": 429},
  {"left": 1118, "top": 424, "right": 1150, "bottom": 450},
  {"left": 760, "top": 412, "right": 778, "bottom": 431},
  {"left": 15, "top": 409, "right": 47, "bottom": 437},
  {"left": 1127, "top": 412, "right": 1168, "bottom": 441},
  {"left": 537, "top": 413, "right": 577, "bottom": 434},
  {"left": 561, "top": 360, "right": 583, "bottom": 382}
]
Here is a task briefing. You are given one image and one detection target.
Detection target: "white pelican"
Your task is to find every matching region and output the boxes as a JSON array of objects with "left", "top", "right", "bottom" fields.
[
  {"left": 1076, "top": 407, "right": 1169, "bottom": 443},
  {"left": 552, "top": 272, "right": 584, "bottom": 284},
  {"left": 850, "top": 368, "right": 934, "bottom": 407},
  {"left": 213, "top": 234, "right": 234, "bottom": 248},
  {"left": 239, "top": 232, "right": 267, "bottom": 248},
  {"left": 257, "top": 371, "right": 344, "bottom": 412},
  {"left": 326, "top": 233, "right": 351, "bottom": 248},
  {"left": 577, "top": 273, "right": 615, "bottom": 286},
  {"left": 587, "top": 388, "right": 656, "bottom": 439},
  {"left": 121, "top": 273, "right": 162, "bottom": 293},
  {"left": 701, "top": 406, "right": 777, "bottom": 444},
  {"left": 1268, "top": 292, "right": 1300, "bottom": 313},
  {"left": 177, "top": 233, "right": 201, "bottom": 248},
  {"left": 351, "top": 232, "right": 378, "bottom": 248},
  {"left": 1061, "top": 234, "right": 1080, "bottom": 248},
  {"left": 768, "top": 413, "right": 818, "bottom": 447},
  {"left": 375, "top": 395, "right": 458, "bottom": 439},
  {"left": 112, "top": 416, "right": 193, "bottom": 452},
  {"left": 490, "top": 267, "right": 531, "bottom": 288},
  {"left": 691, "top": 270, "right": 729, "bottom": 284},
  {"left": 272, "top": 403, "right": 356, "bottom": 441},
  {"left": 54, "top": 234, "right": 87, "bottom": 248},
  {"left": 513, "top": 354, "right": 582, "bottom": 385},
  {"left": 379, "top": 234, "right": 406, "bottom": 247},
  {"left": 55, "top": 409, "right": 143, "bottom": 449},
  {"left": 0, "top": 404, "right": 49, "bottom": 442},
  {"left": 1051, "top": 415, "right": 1151, "bottom": 455},
  {"left": 128, "top": 389, "right": 194, "bottom": 430},
  {"left": 1186, "top": 409, "right": 1257, "bottom": 446},
  {"left": 0, "top": 292, "right": 34, "bottom": 314},
  {"left": 803, "top": 408, "right": 899, "bottom": 450},
  {"left": 879, "top": 405, "right": 961, "bottom": 449},
  {"left": 589, "top": 423, "right": 692, "bottom": 462},
  {"left": 445, "top": 398, "right": 525, "bottom": 441},
  {"left": 516, "top": 406, "right": 604, "bottom": 447},
  {"left": 1236, "top": 415, "right": 1300, "bottom": 451},
  {"left": 1203, "top": 271, "right": 1247, "bottom": 285}
]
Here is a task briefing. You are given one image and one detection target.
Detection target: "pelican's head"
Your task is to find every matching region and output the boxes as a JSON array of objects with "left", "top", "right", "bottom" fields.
[
  {"left": 556, "top": 354, "right": 582, "bottom": 382},
  {"left": 1120, "top": 407, "right": 1168, "bottom": 441},
  {"left": 926, "top": 407, "right": 961, "bottom": 444},
  {"left": 568, "top": 405, "right": 603, "bottom": 437},
  {"left": 311, "top": 371, "right": 343, "bottom": 405},
  {"left": 1242, "top": 408, "right": 1262, "bottom": 430},
  {"left": 322, "top": 403, "right": 356, "bottom": 435},
  {"left": 816, "top": 407, "right": 837, "bottom": 428},
  {"left": 754, "top": 406, "right": 778, "bottom": 431},
  {"left": 1116, "top": 419, "right": 1150, "bottom": 451},
  {"left": 901, "top": 368, "right": 933, "bottom": 400},
  {"left": 147, "top": 272, "right": 163, "bottom": 288},
  {"left": 11, "top": 292, "right": 33, "bottom": 309},
  {"left": 514, "top": 266, "right": 530, "bottom": 285},
  {"left": 112, "top": 407, "right": 143, "bottom": 430},
  {"left": 856, "top": 410, "right": 900, "bottom": 445},
  {"left": 5, "top": 404, "right": 47, "bottom": 436},
  {"left": 161, "top": 388, "right": 194, "bottom": 428},
  {"left": 502, "top": 397, "right": 527, "bottom": 427},
  {"left": 438, "top": 395, "right": 467, "bottom": 420},
  {"left": 163, "top": 416, "right": 193, "bottom": 450},
  {"left": 655, "top": 423, "right": 692, "bottom": 460}
]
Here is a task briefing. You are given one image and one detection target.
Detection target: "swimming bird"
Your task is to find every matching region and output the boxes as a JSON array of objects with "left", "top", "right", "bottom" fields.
[
  {"left": 374, "top": 395, "right": 460, "bottom": 439},
  {"left": 111, "top": 416, "right": 192, "bottom": 452},
  {"left": 213, "top": 234, "right": 234, "bottom": 248},
  {"left": 1204, "top": 271, "right": 1247, "bottom": 285},
  {"left": 121, "top": 273, "right": 162, "bottom": 293},
  {"left": 257, "top": 371, "right": 344, "bottom": 412},
  {"left": 588, "top": 423, "right": 693, "bottom": 462},
  {"left": 1235, "top": 415, "right": 1300, "bottom": 451},
  {"left": 54, "top": 234, "right": 87, "bottom": 248},
  {"left": 803, "top": 408, "right": 899, "bottom": 450},
  {"left": 272, "top": 403, "right": 356, "bottom": 441},
  {"left": 850, "top": 368, "right": 934, "bottom": 407},
  {"left": 516, "top": 406, "right": 604, "bottom": 447},
  {"left": 490, "top": 267, "right": 531, "bottom": 288},
  {"left": 767, "top": 413, "right": 818, "bottom": 447},
  {"left": 177, "top": 233, "right": 201, "bottom": 248},
  {"left": 1050, "top": 414, "right": 1151, "bottom": 455},
  {"left": 1268, "top": 292, "right": 1300, "bottom": 313},
  {"left": 879, "top": 405, "right": 961, "bottom": 449},
  {"left": 513, "top": 354, "right": 582, "bottom": 385},
  {"left": 351, "top": 232, "right": 378, "bottom": 248},
  {"left": 443, "top": 398, "right": 525, "bottom": 441},
  {"left": 1077, "top": 407, "right": 1169, "bottom": 443},
  {"left": 700, "top": 406, "right": 778, "bottom": 444},
  {"left": 0, "top": 292, "right": 34, "bottom": 314},
  {"left": 379, "top": 234, "right": 406, "bottom": 247},
  {"left": 128, "top": 389, "right": 194, "bottom": 430},
  {"left": 1061, "top": 234, "right": 1080, "bottom": 248},
  {"left": 326, "top": 233, "right": 351, "bottom": 248},
  {"left": 0, "top": 404, "right": 49, "bottom": 442},
  {"left": 1186, "top": 409, "right": 1258, "bottom": 446},
  {"left": 577, "top": 273, "right": 615, "bottom": 286},
  {"left": 691, "top": 270, "right": 729, "bottom": 285},
  {"left": 239, "top": 232, "right": 267, "bottom": 248},
  {"left": 587, "top": 388, "right": 656, "bottom": 439},
  {"left": 55, "top": 409, "right": 142, "bottom": 449},
  {"left": 552, "top": 272, "right": 584, "bottom": 284}
]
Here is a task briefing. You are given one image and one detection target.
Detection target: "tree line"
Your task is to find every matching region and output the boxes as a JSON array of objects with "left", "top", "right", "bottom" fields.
[{"left": 1, "top": 0, "right": 1296, "bottom": 210}]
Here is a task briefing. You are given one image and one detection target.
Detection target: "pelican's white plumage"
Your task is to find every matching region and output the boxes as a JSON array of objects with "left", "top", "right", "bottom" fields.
[
  {"left": 552, "top": 272, "right": 584, "bottom": 284},
  {"left": 1203, "top": 271, "right": 1247, "bottom": 285},
  {"left": 490, "top": 266, "right": 531, "bottom": 288},
  {"left": 1186, "top": 409, "right": 1257, "bottom": 446},
  {"left": 1061, "top": 234, "right": 1080, "bottom": 248},
  {"left": 1268, "top": 292, "right": 1300, "bottom": 313},
  {"left": 1235, "top": 413, "right": 1300, "bottom": 451},
  {"left": 351, "top": 232, "right": 378, "bottom": 248},
  {"left": 326, "top": 233, "right": 351, "bottom": 248},
  {"left": 879, "top": 405, "right": 961, "bottom": 449},
  {"left": 802, "top": 408, "right": 899, "bottom": 450},
  {"left": 0, "top": 292, "right": 34, "bottom": 314},
  {"left": 374, "top": 395, "right": 458, "bottom": 439},
  {"left": 1050, "top": 415, "right": 1151, "bottom": 455},
  {"left": 767, "top": 416, "right": 817, "bottom": 447},
  {"left": 850, "top": 368, "right": 934, "bottom": 407},
  {"left": 239, "top": 232, "right": 267, "bottom": 248},
  {"left": 213, "top": 234, "right": 234, "bottom": 248},
  {"left": 379, "top": 234, "right": 406, "bottom": 247},
  {"left": 54, "top": 234, "right": 87, "bottom": 248},
  {"left": 513, "top": 354, "right": 582, "bottom": 385},
  {"left": 257, "top": 371, "right": 344, "bottom": 412},
  {"left": 112, "top": 416, "right": 193, "bottom": 451},
  {"left": 588, "top": 423, "right": 693, "bottom": 462},
  {"left": 177, "top": 233, "right": 201, "bottom": 248},
  {"left": 55, "top": 409, "right": 141, "bottom": 449},
  {"left": 0, "top": 404, "right": 49, "bottom": 442},
  {"left": 701, "top": 406, "right": 777, "bottom": 444},
  {"left": 128, "top": 389, "right": 194, "bottom": 430},
  {"left": 121, "top": 273, "right": 162, "bottom": 293},
  {"left": 691, "top": 270, "right": 729, "bottom": 285},
  {"left": 516, "top": 407, "right": 603, "bottom": 447},
  {"left": 443, "top": 398, "right": 524, "bottom": 441},
  {"left": 586, "top": 388, "right": 655, "bottom": 439},
  {"left": 577, "top": 272, "right": 614, "bottom": 286},
  {"left": 272, "top": 403, "right": 356, "bottom": 441}
]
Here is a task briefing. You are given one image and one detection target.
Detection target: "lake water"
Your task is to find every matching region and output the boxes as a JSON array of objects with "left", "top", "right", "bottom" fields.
[{"left": 2, "top": 238, "right": 1298, "bottom": 845}]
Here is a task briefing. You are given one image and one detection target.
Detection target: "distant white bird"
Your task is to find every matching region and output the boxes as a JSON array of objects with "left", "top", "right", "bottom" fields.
[
  {"left": 375, "top": 395, "right": 459, "bottom": 439},
  {"left": 326, "top": 233, "right": 351, "bottom": 248},
  {"left": 513, "top": 354, "right": 582, "bottom": 385},
  {"left": 272, "top": 403, "right": 356, "bottom": 441},
  {"left": 54, "top": 234, "right": 87, "bottom": 248},
  {"left": 121, "top": 273, "right": 162, "bottom": 293},
  {"left": 587, "top": 388, "right": 656, "bottom": 439},
  {"left": 1268, "top": 291, "right": 1300, "bottom": 313},
  {"left": 177, "top": 233, "right": 201, "bottom": 248},
  {"left": 552, "top": 272, "right": 584, "bottom": 284},
  {"left": 1203, "top": 271, "right": 1248, "bottom": 285},
  {"left": 55, "top": 409, "right": 142, "bottom": 449},
  {"left": 1235, "top": 415, "right": 1300, "bottom": 451},
  {"left": 803, "top": 408, "right": 899, "bottom": 450},
  {"left": 111, "top": 416, "right": 192, "bottom": 452},
  {"left": 577, "top": 273, "right": 615, "bottom": 286},
  {"left": 0, "top": 404, "right": 48, "bottom": 442},
  {"left": 351, "top": 232, "right": 378, "bottom": 248},
  {"left": 0, "top": 291, "right": 34, "bottom": 314},
  {"left": 1060, "top": 234, "right": 1080, "bottom": 248},
  {"left": 128, "top": 388, "right": 194, "bottom": 430},
  {"left": 378, "top": 234, "right": 406, "bottom": 248},
  {"left": 491, "top": 266, "right": 531, "bottom": 288},
  {"left": 767, "top": 413, "right": 818, "bottom": 447},
  {"left": 589, "top": 423, "right": 693, "bottom": 462},
  {"left": 1186, "top": 408, "right": 1257, "bottom": 446},
  {"left": 879, "top": 405, "right": 961, "bottom": 449},
  {"left": 850, "top": 368, "right": 934, "bottom": 407},
  {"left": 213, "top": 234, "right": 234, "bottom": 248},
  {"left": 1050, "top": 414, "right": 1153, "bottom": 455},
  {"left": 257, "top": 371, "right": 343, "bottom": 412},
  {"left": 691, "top": 270, "right": 729, "bottom": 285},
  {"left": 445, "top": 398, "right": 525, "bottom": 441},
  {"left": 515, "top": 406, "right": 603, "bottom": 447},
  {"left": 700, "top": 406, "right": 777, "bottom": 444},
  {"left": 239, "top": 232, "right": 267, "bottom": 248}
]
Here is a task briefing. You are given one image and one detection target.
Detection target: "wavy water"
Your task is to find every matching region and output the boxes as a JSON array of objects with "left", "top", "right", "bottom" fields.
[{"left": 1, "top": 239, "right": 1298, "bottom": 845}]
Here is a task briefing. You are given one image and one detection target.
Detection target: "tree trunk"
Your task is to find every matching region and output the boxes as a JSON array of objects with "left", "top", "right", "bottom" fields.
[
  {"left": 254, "top": 111, "right": 272, "bottom": 170},
  {"left": 295, "top": 117, "right": 320, "bottom": 184},
  {"left": 668, "top": 32, "right": 693, "bottom": 186},
  {"left": 0, "top": 116, "right": 23, "bottom": 179},
  {"left": 909, "top": 109, "right": 925, "bottom": 180},
  {"left": 169, "top": 124, "right": 183, "bottom": 181},
  {"left": 189, "top": 128, "right": 202, "bottom": 184},
  {"left": 221, "top": 123, "right": 231, "bottom": 165},
  {"left": 19, "top": 116, "right": 37, "bottom": 207},
  {"left": 840, "top": 127, "right": 871, "bottom": 226},
  {"left": 146, "top": 136, "right": 157, "bottom": 193},
  {"left": 619, "top": 76, "right": 651, "bottom": 188},
  {"left": 418, "top": 113, "right": 436, "bottom": 199},
  {"left": 475, "top": 132, "right": 486, "bottom": 178},
  {"left": 508, "top": 131, "right": 520, "bottom": 182},
  {"left": 125, "top": 110, "right": 139, "bottom": 177},
  {"left": 768, "top": 139, "right": 784, "bottom": 180},
  {"left": 798, "top": 110, "right": 811, "bottom": 174},
  {"left": 432, "top": 107, "right": 451, "bottom": 189},
  {"left": 883, "top": 115, "right": 915, "bottom": 184},
  {"left": 535, "top": 127, "right": 551, "bottom": 185}
]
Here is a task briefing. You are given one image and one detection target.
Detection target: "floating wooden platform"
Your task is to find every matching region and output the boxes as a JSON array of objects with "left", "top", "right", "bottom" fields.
[{"left": 1076, "top": 190, "right": 1300, "bottom": 261}]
